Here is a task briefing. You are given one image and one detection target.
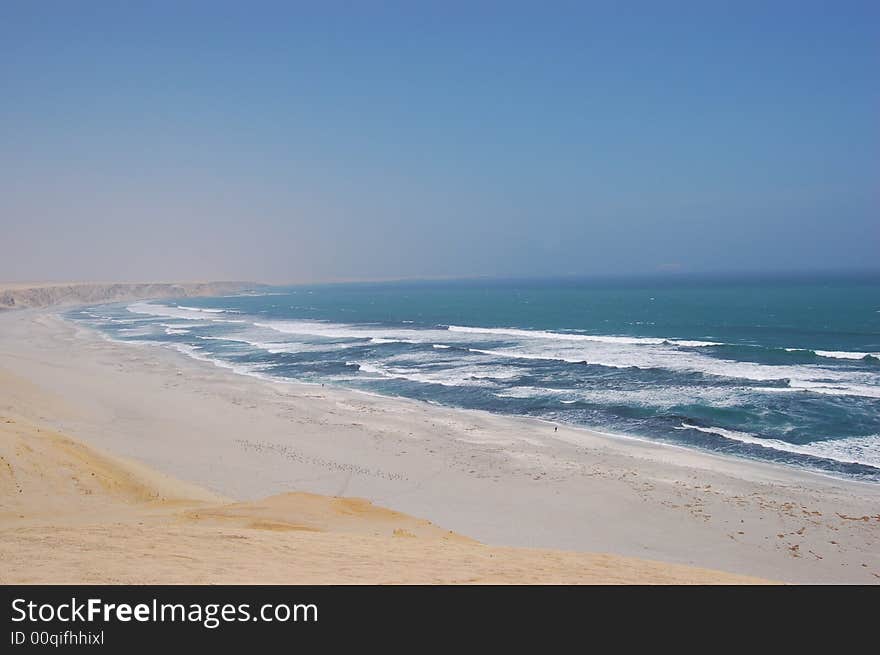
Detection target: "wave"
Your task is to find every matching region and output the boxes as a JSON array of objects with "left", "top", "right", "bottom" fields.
[
  {"left": 495, "top": 384, "right": 756, "bottom": 409},
  {"left": 116, "top": 327, "right": 156, "bottom": 336},
  {"left": 450, "top": 325, "right": 880, "bottom": 361},
  {"left": 451, "top": 325, "right": 653, "bottom": 345},
  {"left": 469, "top": 347, "right": 586, "bottom": 364},
  {"left": 349, "top": 360, "right": 519, "bottom": 387},
  {"left": 781, "top": 347, "right": 880, "bottom": 362},
  {"left": 163, "top": 343, "right": 272, "bottom": 379},
  {"left": 348, "top": 361, "right": 382, "bottom": 375},
  {"left": 815, "top": 350, "right": 880, "bottom": 361},
  {"left": 370, "top": 337, "right": 422, "bottom": 345},
  {"left": 120, "top": 303, "right": 880, "bottom": 398},
  {"left": 159, "top": 322, "right": 210, "bottom": 329},
  {"left": 121, "top": 309, "right": 880, "bottom": 398},
  {"left": 130, "top": 309, "right": 879, "bottom": 368},
  {"left": 194, "top": 334, "right": 349, "bottom": 354},
  {"left": 127, "top": 302, "right": 244, "bottom": 323},
  {"left": 253, "top": 320, "right": 486, "bottom": 351},
  {"left": 467, "top": 346, "right": 880, "bottom": 398},
  {"left": 176, "top": 305, "right": 237, "bottom": 314},
  {"left": 786, "top": 381, "right": 880, "bottom": 399},
  {"left": 495, "top": 386, "right": 570, "bottom": 399},
  {"left": 679, "top": 423, "right": 880, "bottom": 469},
  {"left": 255, "top": 320, "right": 416, "bottom": 342},
  {"left": 448, "top": 324, "right": 725, "bottom": 348},
  {"left": 453, "top": 326, "right": 880, "bottom": 393}
]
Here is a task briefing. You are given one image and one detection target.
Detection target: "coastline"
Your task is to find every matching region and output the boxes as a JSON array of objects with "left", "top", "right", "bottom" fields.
[
  {"left": 0, "top": 281, "right": 261, "bottom": 310},
  {"left": 1, "top": 307, "right": 879, "bottom": 583}
]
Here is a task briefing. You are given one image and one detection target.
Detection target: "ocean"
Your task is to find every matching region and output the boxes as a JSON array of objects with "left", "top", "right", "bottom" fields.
[{"left": 66, "top": 273, "right": 880, "bottom": 481}]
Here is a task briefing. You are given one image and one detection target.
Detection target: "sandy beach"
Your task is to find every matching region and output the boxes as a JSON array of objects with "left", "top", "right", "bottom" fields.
[
  {"left": 0, "top": 407, "right": 765, "bottom": 584},
  {"left": 1, "top": 306, "right": 878, "bottom": 583}
]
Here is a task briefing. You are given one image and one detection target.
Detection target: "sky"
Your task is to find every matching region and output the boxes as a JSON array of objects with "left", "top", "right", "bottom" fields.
[{"left": 1, "top": 1, "right": 877, "bottom": 283}]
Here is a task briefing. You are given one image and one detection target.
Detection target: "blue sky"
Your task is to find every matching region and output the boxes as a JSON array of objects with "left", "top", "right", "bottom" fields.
[{"left": 2, "top": 1, "right": 877, "bottom": 282}]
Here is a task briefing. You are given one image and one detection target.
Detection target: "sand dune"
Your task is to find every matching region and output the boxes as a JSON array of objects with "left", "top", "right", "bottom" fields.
[{"left": 0, "top": 403, "right": 767, "bottom": 584}]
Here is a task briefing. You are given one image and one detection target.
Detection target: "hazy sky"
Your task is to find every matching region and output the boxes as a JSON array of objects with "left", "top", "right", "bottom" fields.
[{"left": 2, "top": 1, "right": 877, "bottom": 283}]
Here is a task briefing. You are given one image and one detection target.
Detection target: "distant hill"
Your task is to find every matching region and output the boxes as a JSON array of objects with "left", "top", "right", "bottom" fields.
[{"left": 0, "top": 281, "right": 264, "bottom": 309}]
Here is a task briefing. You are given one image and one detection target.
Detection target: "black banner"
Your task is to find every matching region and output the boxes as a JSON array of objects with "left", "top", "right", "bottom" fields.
[{"left": 1, "top": 585, "right": 873, "bottom": 650}]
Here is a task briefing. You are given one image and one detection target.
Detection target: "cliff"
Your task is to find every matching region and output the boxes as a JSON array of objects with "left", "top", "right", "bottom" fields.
[{"left": 0, "top": 281, "right": 264, "bottom": 310}]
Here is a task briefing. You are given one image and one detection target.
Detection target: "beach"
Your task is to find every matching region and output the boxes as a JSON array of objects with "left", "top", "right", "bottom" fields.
[
  {"left": 0, "top": 306, "right": 877, "bottom": 583},
  {"left": 0, "top": 405, "right": 766, "bottom": 584}
]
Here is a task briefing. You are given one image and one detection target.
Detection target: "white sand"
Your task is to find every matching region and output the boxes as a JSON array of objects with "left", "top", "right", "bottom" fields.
[{"left": 1, "top": 309, "right": 878, "bottom": 583}]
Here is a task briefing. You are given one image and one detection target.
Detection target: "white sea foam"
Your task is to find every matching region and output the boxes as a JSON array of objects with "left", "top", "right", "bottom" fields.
[
  {"left": 195, "top": 334, "right": 347, "bottom": 354},
  {"left": 127, "top": 302, "right": 242, "bottom": 323},
  {"left": 160, "top": 322, "right": 209, "bottom": 329},
  {"left": 448, "top": 325, "right": 721, "bottom": 348},
  {"left": 349, "top": 361, "right": 378, "bottom": 373},
  {"left": 495, "top": 386, "right": 569, "bottom": 399},
  {"left": 449, "top": 325, "right": 667, "bottom": 345},
  {"left": 467, "top": 344, "right": 880, "bottom": 398},
  {"left": 166, "top": 343, "right": 203, "bottom": 356},
  {"left": 451, "top": 326, "right": 880, "bottom": 397},
  {"left": 176, "top": 305, "right": 235, "bottom": 313},
  {"left": 495, "top": 384, "right": 747, "bottom": 408},
  {"left": 783, "top": 348, "right": 880, "bottom": 361},
  {"left": 786, "top": 381, "right": 880, "bottom": 399},
  {"left": 164, "top": 343, "right": 272, "bottom": 379},
  {"left": 451, "top": 324, "right": 879, "bottom": 364},
  {"left": 370, "top": 337, "right": 421, "bottom": 345},
  {"left": 253, "top": 319, "right": 467, "bottom": 346},
  {"left": 815, "top": 350, "right": 880, "bottom": 361},
  {"left": 351, "top": 360, "right": 518, "bottom": 387},
  {"left": 255, "top": 320, "right": 376, "bottom": 340},
  {"left": 116, "top": 327, "right": 156, "bottom": 336},
  {"left": 469, "top": 347, "right": 586, "bottom": 364},
  {"left": 679, "top": 423, "right": 880, "bottom": 469}
]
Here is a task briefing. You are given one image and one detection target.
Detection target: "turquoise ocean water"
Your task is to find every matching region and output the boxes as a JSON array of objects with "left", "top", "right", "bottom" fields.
[{"left": 67, "top": 274, "right": 880, "bottom": 481}]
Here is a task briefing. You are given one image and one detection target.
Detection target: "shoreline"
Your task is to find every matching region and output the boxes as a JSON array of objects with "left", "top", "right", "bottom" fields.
[
  {"left": 74, "top": 295, "right": 880, "bottom": 485},
  {"left": 168, "top": 348, "right": 880, "bottom": 491},
  {"left": 1, "top": 307, "right": 879, "bottom": 582},
  {"left": 94, "top": 316, "right": 880, "bottom": 492}
]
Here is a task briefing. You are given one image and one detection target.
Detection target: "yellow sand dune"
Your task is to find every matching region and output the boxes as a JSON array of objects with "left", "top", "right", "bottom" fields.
[{"left": 0, "top": 413, "right": 769, "bottom": 584}]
